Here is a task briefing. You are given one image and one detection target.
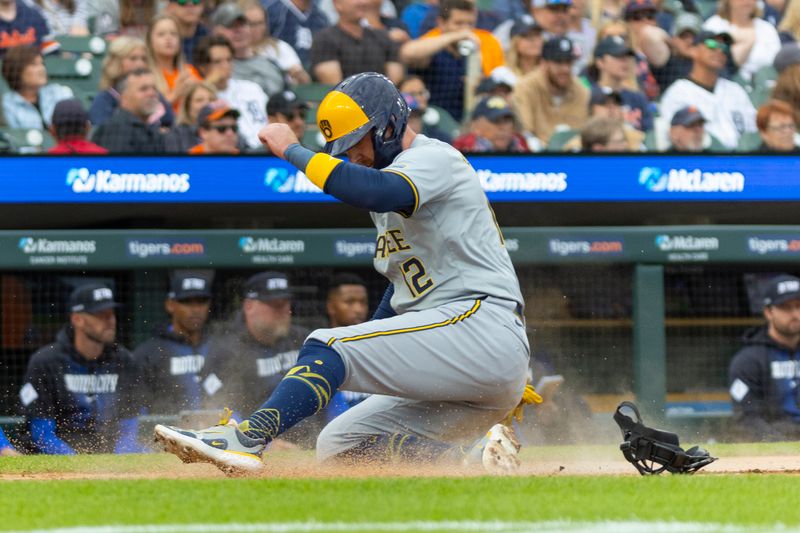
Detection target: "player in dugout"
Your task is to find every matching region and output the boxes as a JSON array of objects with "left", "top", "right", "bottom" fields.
[
  {"left": 134, "top": 271, "right": 214, "bottom": 415},
  {"left": 20, "top": 283, "right": 144, "bottom": 454},
  {"left": 155, "top": 72, "right": 539, "bottom": 475},
  {"left": 323, "top": 273, "right": 371, "bottom": 421}
]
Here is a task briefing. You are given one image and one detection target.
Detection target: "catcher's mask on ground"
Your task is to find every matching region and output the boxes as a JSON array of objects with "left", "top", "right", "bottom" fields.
[
  {"left": 613, "top": 401, "right": 717, "bottom": 475},
  {"left": 317, "top": 72, "right": 409, "bottom": 169}
]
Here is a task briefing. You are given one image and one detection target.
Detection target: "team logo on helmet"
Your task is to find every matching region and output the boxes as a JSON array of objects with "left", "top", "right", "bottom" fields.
[{"left": 319, "top": 120, "right": 333, "bottom": 140}]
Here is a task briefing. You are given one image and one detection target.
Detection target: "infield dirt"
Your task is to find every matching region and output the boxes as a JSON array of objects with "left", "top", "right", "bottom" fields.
[{"left": 3, "top": 453, "right": 800, "bottom": 481}]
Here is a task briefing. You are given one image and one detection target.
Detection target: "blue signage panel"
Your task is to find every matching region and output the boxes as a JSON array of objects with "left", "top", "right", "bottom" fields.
[{"left": 0, "top": 154, "right": 797, "bottom": 203}]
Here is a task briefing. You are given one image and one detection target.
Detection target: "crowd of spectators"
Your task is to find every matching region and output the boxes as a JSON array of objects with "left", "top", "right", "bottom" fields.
[{"left": 0, "top": 0, "right": 798, "bottom": 154}]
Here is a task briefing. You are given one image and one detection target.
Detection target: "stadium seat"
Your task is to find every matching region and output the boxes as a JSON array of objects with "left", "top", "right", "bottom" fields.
[
  {"left": 736, "top": 131, "right": 762, "bottom": 152},
  {"left": 293, "top": 83, "right": 334, "bottom": 105},
  {"left": 0, "top": 128, "right": 55, "bottom": 153},
  {"left": 695, "top": 0, "right": 718, "bottom": 19},
  {"left": 546, "top": 128, "right": 580, "bottom": 151},
  {"left": 302, "top": 127, "right": 325, "bottom": 150},
  {"left": 749, "top": 66, "right": 778, "bottom": 108},
  {"left": 44, "top": 56, "right": 102, "bottom": 104},
  {"left": 422, "top": 105, "right": 461, "bottom": 140},
  {"left": 54, "top": 35, "right": 108, "bottom": 57}
]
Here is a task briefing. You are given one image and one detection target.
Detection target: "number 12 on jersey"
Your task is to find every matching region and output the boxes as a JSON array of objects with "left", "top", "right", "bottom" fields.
[{"left": 400, "top": 257, "right": 434, "bottom": 297}]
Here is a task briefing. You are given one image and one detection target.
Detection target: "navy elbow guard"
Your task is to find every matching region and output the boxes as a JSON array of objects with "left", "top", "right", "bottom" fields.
[{"left": 613, "top": 402, "right": 717, "bottom": 475}]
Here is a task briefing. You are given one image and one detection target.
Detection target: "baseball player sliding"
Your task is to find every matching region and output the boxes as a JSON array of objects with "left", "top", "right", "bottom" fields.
[{"left": 155, "top": 72, "right": 533, "bottom": 475}]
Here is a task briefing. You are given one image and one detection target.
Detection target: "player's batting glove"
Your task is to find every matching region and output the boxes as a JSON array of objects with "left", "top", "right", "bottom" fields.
[{"left": 503, "top": 382, "right": 543, "bottom": 426}]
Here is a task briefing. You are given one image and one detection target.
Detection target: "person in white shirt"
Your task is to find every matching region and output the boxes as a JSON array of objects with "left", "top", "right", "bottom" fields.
[
  {"left": 703, "top": 0, "right": 781, "bottom": 82},
  {"left": 193, "top": 35, "right": 268, "bottom": 150},
  {"left": 659, "top": 30, "right": 756, "bottom": 150}
]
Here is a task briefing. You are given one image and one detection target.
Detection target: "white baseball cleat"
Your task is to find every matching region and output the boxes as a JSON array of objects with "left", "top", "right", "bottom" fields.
[
  {"left": 154, "top": 422, "right": 267, "bottom": 476},
  {"left": 481, "top": 423, "right": 521, "bottom": 474}
]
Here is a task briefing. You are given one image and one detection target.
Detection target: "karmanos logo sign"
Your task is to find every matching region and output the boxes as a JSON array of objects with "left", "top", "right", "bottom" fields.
[
  {"left": 639, "top": 167, "right": 744, "bottom": 193},
  {"left": 18, "top": 237, "right": 97, "bottom": 265},
  {"left": 66, "top": 168, "right": 190, "bottom": 194},
  {"left": 476, "top": 169, "right": 567, "bottom": 193}
]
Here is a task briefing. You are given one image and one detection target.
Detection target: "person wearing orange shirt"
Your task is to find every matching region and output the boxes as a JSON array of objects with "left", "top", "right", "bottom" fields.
[
  {"left": 146, "top": 13, "right": 201, "bottom": 109},
  {"left": 188, "top": 101, "right": 240, "bottom": 154},
  {"left": 399, "top": 0, "right": 504, "bottom": 121}
]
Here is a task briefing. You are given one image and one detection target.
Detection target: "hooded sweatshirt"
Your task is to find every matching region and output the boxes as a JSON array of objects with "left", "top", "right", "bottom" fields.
[
  {"left": 729, "top": 325, "right": 800, "bottom": 440},
  {"left": 133, "top": 324, "right": 210, "bottom": 415},
  {"left": 21, "top": 326, "right": 140, "bottom": 453}
]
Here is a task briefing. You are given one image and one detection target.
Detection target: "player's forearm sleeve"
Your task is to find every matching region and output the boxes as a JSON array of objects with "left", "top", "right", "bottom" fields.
[
  {"left": 30, "top": 418, "right": 76, "bottom": 455},
  {"left": 284, "top": 144, "right": 416, "bottom": 213},
  {"left": 371, "top": 284, "right": 396, "bottom": 320},
  {"left": 114, "top": 417, "right": 144, "bottom": 454}
]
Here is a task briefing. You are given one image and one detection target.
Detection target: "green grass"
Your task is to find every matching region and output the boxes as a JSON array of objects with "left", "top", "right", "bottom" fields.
[{"left": 2, "top": 445, "right": 800, "bottom": 531}]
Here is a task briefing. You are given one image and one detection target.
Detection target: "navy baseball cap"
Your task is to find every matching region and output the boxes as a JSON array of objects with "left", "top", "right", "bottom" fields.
[
  {"left": 510, "top": 16, "right": 541, "bottom": 38},
  {"left": 589, "top": 86, "right": 623, "bottom": 107},
  {"left": 763, "top": 274, "right": 800, "bottom": 307},
  {"left": 69, "top": 283, "right": 121, "bottom": 314},
  {"left": 542, "top": 36, "right": 578, "bottom": 62},
  {"left": 266, "top": 91, "right": 309, "bottom": 116},
  {"left": 51, "top": 98, "right": 89, "bottom": 132},
  {"left": 693, "top": 30, "right": 733, "bottom": 46},
  {"left": 531, "top": 0, "right": 572, "bottom": 8},
  {"left": 243, "top": 272, "right": 292, "bottom": 301},
  {"left": 472, "top": 96, "right": 514, "bottom": 122},
  {"left": 624, "top": 0, "right": 657, "bottom": 19},
  {"left": 168, "top": 271, "right": 213, "bottom": 300},
  {"left": 594, "top": 36, "right": 635, "bottom": 59},
  {"left": 670, "top": 105, "right": 705, "bottom": 126}
]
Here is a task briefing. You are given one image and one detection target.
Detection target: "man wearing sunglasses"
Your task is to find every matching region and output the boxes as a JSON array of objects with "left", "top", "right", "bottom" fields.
[
  {"left": 266, "top": 90, "right": 308, "bottom": 142},
  {"left": 165, "top": 0, "right": 209, "bottom": 62},
  {"left": 659, "top": 30, "right": 756, "bottom": 150},
  {"left": 189, "top": 101, "right": 241, "bottom": 154}
]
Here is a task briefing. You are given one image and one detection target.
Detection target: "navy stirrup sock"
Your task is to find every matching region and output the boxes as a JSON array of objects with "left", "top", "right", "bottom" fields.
[{"left": 243, "top": 339, "right": 346, "bottom": 442}]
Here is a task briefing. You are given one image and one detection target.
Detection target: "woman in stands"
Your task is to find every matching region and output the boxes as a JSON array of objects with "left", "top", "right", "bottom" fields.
[
  {"left": 89, "top": 35, "right": 174, "bottom": 128},
  {"left": 31, "top": 0, "right": 89, "bottom": 36},
  {"left": 164, "top": 81, "right": 217, "bottom": 153},
  {"left": 146, "top": 13, "right": 201, "bottom": 109},
  {"left": 505, "top": 18, "right": 544, "bottom": 79},
  {"left": 704, "top": 0, "right": 781, "bottom": 82},
  {"left": 238, "top": 0, "right": 310, "bottom": 85},
  {"left": 1, "top": 46, "right": 73, "bottom": 130}
]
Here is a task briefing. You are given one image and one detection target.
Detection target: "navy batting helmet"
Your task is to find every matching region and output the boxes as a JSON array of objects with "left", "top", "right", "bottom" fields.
[{"left": 316, "top": 72, "right": 409, "bottom": 169}]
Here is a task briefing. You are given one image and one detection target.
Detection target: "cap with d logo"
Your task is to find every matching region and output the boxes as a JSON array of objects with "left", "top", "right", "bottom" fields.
[
  {"left": 242, "top": 271, "right": 293, "bottom": 301},
  {"left": 69, "top": 283, "right": 122, "bottom": 314}
]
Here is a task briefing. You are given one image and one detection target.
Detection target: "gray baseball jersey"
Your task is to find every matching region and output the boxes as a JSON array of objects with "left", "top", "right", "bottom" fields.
[
  {"left": 372, "top": 134, "right": 524, "bottom": 314},
  {"left": 308, "top": 134, "right": 531, "bottom": 459}
]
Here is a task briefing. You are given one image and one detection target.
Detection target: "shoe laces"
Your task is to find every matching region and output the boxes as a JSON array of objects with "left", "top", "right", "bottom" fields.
[{"left": 502, "top": 382, "right": 543, "bottom": 426}]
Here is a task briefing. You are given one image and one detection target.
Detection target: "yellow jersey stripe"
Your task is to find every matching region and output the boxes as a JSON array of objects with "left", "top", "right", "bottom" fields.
[
  {"left": 305, "top": 153, "right": 344, "bottom": 190},
  {"left": 329, "top": 299, "right": 481, "bottom": 345},
  {"left": 383, "top": 169, "right": 419, "bottom": 217}
]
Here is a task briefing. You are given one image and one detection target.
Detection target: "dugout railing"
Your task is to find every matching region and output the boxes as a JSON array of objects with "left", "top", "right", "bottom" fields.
[{"left": 2, "top": 225, "right": 798, "bottom": 442}]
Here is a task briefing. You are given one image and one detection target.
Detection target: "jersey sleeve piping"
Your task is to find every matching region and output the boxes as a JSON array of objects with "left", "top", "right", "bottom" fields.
[{"left": 383, "top": 169, "right": 419, "bottom": 217}]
